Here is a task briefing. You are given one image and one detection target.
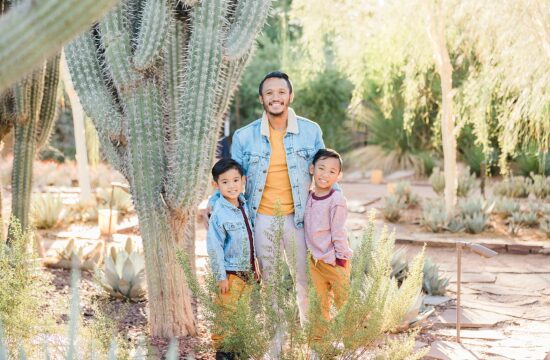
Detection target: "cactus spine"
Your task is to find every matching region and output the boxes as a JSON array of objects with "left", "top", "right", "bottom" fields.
[
  {"left": 0, "top": 0, "right": 118, "bottom": 91},
  {"left": 66, "top": 0, "right": 272, "bottom": 337}
]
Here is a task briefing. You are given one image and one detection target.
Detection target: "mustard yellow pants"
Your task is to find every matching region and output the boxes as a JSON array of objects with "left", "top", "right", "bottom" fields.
[
  {"left": 309, "top": 255, "right": 351, "bottom": 340},
  {"left": 211, "top": 274, "right": 253, "bottom": 350}
]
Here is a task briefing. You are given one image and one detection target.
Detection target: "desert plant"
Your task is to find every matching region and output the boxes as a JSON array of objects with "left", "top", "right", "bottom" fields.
[
  {"left": 30, "top": 192, "right": 64, "bottom": 229},
  {"left": 540, "top": 217, "right": 550, "bottom": 238},
  {"left": 422, "top": 258, "right": 449, "bottom": 296},
  {"left": 96, "top": 238, "right": 146, "bottom": 301},
  {"left": 421, "top": 198, "right": 446, "bottom": 232},
  {"left": 178, "top": 211, "right": 427, "bottom": 359},
  {"left": 429, "top": 167, "right": 445, "bottom": 195},
  {"left": 445, "top": 217, "right": 465, "bottom": 233},
  {"left": 507, "top": 211, "right": 524, "bottom": 236},
  {"left": 44, "top": 238, "right": 103, "bottom": 271},
  {"left": 457, "top": 167, "right": 476, "bottom": 197},
  {"left": 97, "top": 187, "right": 133, "bottom": 214},
  {"left": 530, "top": 174, "right": 550, "bottom": 199},
  {"left": 383, "top": 195, "right": 406, "bottom": 222},
  {"left": 493, "top": 176, "right": 531, "bottom": 198},
  {"left": 463, "top": 212, "right": 490, "bottom": 234},
  {"left": 391, "top": 247, "right": 409, "bottom": 283},
  {"left": 1, "top": 54, "right": 61, "bottom": 234},
  {"left": 394, "top": 181, "right": 419, "bottom": 206},
  {"left": 492, "top": 197, "right": 520, "bottom": 217},
  {"left": 66, "top": 0, "right": 272, "bottom": 337},
  {"left": 0, "top": 219, "right": 52, "bottom": 355}
]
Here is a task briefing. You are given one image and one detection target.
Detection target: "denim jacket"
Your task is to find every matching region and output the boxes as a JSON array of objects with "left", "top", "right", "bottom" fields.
[
  {"left": 207, "top": 194, "right": 254, "bottom": 281},
  {"left": 209, "top": 108, "right": 325, "bottom": 228}
]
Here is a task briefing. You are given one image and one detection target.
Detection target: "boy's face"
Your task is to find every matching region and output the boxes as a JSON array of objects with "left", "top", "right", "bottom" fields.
[
  {"left": 309, "top": 156, "right": 342, "bottom": 191},
  {"left": 213, "top": 168, "right": 245, "bottom": 203}
]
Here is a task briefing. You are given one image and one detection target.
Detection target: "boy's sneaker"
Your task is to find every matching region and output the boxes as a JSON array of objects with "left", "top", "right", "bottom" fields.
[{"left": 215, "top": 352, "right": 235, "bottom": 360}]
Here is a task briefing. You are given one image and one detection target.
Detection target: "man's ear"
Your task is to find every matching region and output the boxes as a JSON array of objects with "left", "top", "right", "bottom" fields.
[
  {"left": 309, "top": 164, "right": 314, "bottom": 175},
  {"left": 289, "top": 91, "right": 294, "bottom": 103},
  {"left": 212, "top": 180, "right": 219, "bottom": 190},
  {"left": 258, "top": 95, "right": 264, "bottom": 105}
]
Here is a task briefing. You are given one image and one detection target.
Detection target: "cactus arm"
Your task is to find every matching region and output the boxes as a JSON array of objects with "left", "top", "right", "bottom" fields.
[
  {"left": 100, "top": 3, "right": 140, "bottom": 91},
  {"left": 36, "top": 54, "right": 61, "bottom": 150},
  {"left": 65, "top": 34, "right": 124, "bottom": 137},
  {"left": 11, "top": 67, "right": 45, "bottom": 229},
  {"left": 0, "top": 0, "right": 119, "bottom": 91},
  {"left": 13, "top": 78, "right": 31, "bottom": 124},
  {"left": 133, "top": 0, "right": 171, "bottom": 70},
  {"left": 165, "top": 0, "right": 227, "bottom": 208},
  {"left": 223, "top": 0, "right": 272, "bottom": 60}
]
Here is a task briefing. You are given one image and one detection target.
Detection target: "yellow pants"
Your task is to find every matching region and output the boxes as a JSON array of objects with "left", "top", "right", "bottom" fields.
[
  {"left": 309, "top": 255, "right": 351, "bottom": 340},
  {"left": 211, "top": 274, "right": 252, "bottom": 350}
]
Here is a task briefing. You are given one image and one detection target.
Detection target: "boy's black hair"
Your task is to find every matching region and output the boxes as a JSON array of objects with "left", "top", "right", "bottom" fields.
[
  {"left": 211, "top": 158, "right": 244, "bottom": 182},
  {"left": 312, "top": 148, "right": 343, "bottom": 172},
  {"left": 258, "top": 71, "right": 293, "bottom": 95}
]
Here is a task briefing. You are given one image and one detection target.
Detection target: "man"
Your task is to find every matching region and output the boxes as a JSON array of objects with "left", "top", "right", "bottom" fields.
[{"left": 209, "top": 71, "right": 328, "bottom": 356}]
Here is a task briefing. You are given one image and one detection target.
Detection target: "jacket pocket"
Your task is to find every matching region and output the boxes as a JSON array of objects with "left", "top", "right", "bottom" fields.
[{"left": 224, "top": 222, "right": 248, "bottom": 261}]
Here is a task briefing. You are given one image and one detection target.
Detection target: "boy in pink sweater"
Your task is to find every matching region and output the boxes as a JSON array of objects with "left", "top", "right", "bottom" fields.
[{"left": 304, "top": 148, "right": 353, "bottom": 333}]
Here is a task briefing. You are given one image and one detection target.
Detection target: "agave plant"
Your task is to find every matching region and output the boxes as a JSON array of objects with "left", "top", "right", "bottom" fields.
[
  {"left": 493, "top": 176, "right": 531, "bottom": 198},
  {"left": 391, "top": 247, "right": 409, "bottom": 283},
  {"left": 97, "top": 238, "right": 146, "bottom": 301},
  {"left": 507, "top": 211, "right": 524, "bottom": 236},
  {"left": 96, "top": 187, "right": 133, "bottom": 214},
  {"left": 394, "top": 181, "right": 419, "bottom": 207},
  {"left": 422, "top": 258, "right": 449, "bottom": 296},
  {"left": 383, "top": 195, "right": 406, "bottom": 222},
  {"left": 421, "top": 198, "right": 446, "bottom": 233},
  {"left": 429, "top": 167, "right": 445, "bottom": 195},
  {"left": 463, "top": 212, "right": 490, "bottom": 234},
  {"left": 445, "top": 217, "right": 465, "bottom": 233},
  {"left": 529, "top": 174, "right": 550, "bottom": 199},
  {"left": 45, "top": 238, "right": 103, "bottom": 270},
  {"left": 30, "top": 193, "right": 64, "bottom": 229},
  {"left": 457, "top": 167, "right": 476, "bottom": 197},
  {"left": 492, "top": 197, "right": 520, "bottom": 218}
]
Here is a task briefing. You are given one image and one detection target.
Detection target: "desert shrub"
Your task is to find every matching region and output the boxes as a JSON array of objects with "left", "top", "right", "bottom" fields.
[
  {"left": 383, "top": 195, "right": 406, "bottom": 223},
  {"left": 457, "top": 167, "right": 476, "bottom": 197},
  {"left": 178, "top": 211, "right": 426, "bottom": 359},
  {"left": 421, "top": 198, "right": 446, "bottom": 233},
  {"left": 529, "top": 174, "right": 550, "bottom": 199},
  {"left": 492, "top": 197, "right": 520, "bottom": 217},
  {"left": 0, "top": 220, "right": 53, "bottom": 355},
  {"left": 429, "top": 167, "right": 445, "bottom": 195},
  {"left": 458, "top": 198, "right": 491, "bottom": 234},
  {"left": 394, "top": 181, "right": 419, "bottom": 207},
  {"left": 97, "top": 187, "right": 133, "bottom": 214},
  {"left": 422, "top": 258, "right": 449, "bottom": 296},
  {"left": 30, "top": 192, "right": 64, "bottom": 229},
  {"left": 540, "top": 217, "right": 550, "bottom": 238},
  {"left": 493, "top": 176, "right": 531, "bottom": 198}
]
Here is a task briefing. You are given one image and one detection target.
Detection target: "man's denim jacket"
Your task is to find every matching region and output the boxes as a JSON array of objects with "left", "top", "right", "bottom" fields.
[
  {"left": 209, "top": 108, "right": 325, "bottom": 228},
  {"left": 207, "top": 194, "right": 254, "bottom": 281}
]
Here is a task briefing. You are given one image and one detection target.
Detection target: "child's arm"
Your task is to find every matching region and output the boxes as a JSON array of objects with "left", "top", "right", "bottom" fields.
[
  {"left": 330, "top": 195, "right": 352, "bottom": 266},
  {"left": 206, "top": 215, "right": 228, "bottom": 285}
]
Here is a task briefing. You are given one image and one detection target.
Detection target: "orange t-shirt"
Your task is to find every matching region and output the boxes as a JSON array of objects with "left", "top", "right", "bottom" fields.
[{"left": 257, "top": 127, "right": 294, "bottom": 215}]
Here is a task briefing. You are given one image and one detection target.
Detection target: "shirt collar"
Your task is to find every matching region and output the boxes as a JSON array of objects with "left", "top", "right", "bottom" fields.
[
  {"left": 260, "top": 107, "right": 298, "bottom": 137},
  {"left": 219, "top": 193, "right": 246, "bottom": 210}
]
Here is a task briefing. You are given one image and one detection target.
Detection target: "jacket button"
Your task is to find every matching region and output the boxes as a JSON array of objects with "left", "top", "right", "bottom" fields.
[
  {"left": 258, "top": 188, "right": 262, "bottom": 192},
  {"left": 263, "top": 170, "right": 267, "bottom": 173},
  {"left": 253, "top": 206, "right": 257, "bottom": 210}
]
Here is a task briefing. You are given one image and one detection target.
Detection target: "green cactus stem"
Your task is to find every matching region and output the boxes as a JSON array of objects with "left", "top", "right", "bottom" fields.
[
  {"left": 0, "top": 0, "right": 118, "bottom": 91},
  {"left": 66, "top": 0, "right": 272, "bottom": 337}
]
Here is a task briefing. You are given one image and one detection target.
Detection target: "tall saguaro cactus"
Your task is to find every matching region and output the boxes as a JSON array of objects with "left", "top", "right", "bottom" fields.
[
  {"left": 66, "top": 0, "right": 271, "bottom": 337},
  {"left": 0, "top": 54, "right": 62, "bottom": 234}
]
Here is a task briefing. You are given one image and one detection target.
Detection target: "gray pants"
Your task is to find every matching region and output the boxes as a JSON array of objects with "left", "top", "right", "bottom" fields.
[{"left": 254, "top": 213, "right": 308, "bottom": 325}]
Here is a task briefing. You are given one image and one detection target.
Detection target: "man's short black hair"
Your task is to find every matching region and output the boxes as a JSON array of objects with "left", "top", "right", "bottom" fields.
[
  {"left": 312, "top": 148, "right": 343, "bottom": 172},
  {"left": 211, "top": 158, "right": 244, "bottom": 182},
  {"left": 258, "top": 71, "right": 293, "bottom": 96}
]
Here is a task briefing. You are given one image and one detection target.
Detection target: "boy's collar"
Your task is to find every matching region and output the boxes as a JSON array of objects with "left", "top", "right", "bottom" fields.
[
  {"left": 219, "top": 193, "right": 246, "bottom": 210},
  {"left": 260, "top": 107, "right": 298, "bottom": 137}
]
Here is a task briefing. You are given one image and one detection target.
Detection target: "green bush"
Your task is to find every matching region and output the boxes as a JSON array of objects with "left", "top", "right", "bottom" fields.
[{"left": 178, "top": 212, "right": 427, "bottom": 359}]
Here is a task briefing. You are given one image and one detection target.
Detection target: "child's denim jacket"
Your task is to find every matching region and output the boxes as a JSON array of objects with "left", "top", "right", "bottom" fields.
[{"left": 207, "top": 194, "right": 255, "bottom": 281}]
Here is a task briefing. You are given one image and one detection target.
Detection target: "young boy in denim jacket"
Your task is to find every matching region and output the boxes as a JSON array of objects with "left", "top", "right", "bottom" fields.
[
  {"left": 207, "top": 159, "right": 258, "bottom": 360},
  {"left": 304, "top": 149, "right": 352, "bottom": 339}
]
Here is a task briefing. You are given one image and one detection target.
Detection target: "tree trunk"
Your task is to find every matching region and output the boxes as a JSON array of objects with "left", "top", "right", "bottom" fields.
[
  {"left": 137, "top": 205, "right": 197, "bottom": 337},
  {"left": 61, "top": 53, "right": 91, "bottom": 203},
  {"left": 425, "top": 0, "right": 457, "bottom": 219}
]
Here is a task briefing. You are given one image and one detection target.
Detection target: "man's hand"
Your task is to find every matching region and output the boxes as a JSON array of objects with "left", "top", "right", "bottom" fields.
[
  {"left": 198, "top": 199, "right": 212, "bottom": 230},
  {"left": 218, "top": 279, "right": 229, "bottom": 294}
]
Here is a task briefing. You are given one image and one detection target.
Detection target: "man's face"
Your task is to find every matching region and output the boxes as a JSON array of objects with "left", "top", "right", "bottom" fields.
[{"left": 259, "top": 77, "right": 293, "bottom": 116}]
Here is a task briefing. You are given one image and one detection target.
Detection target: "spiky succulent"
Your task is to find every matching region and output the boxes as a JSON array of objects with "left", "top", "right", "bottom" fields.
[
  {"left": 96, "top": 187, "right": 133, "bottom": 214},
  {"left": 463, "top": 212, "right": 489, "bottom": 234},
  {"left": 383, "top": 195, "right": 406, "bottom": 222},
  {"left": 429, "top": 167, "right": 445, "bottom": 195},
  {"left": 445, "top": 217, "right": 465, "bottom": 233},
  {"left": 422, "top": 258, "right": 449, "bottom": 296},
  {"left": 394, "top": 181, "right": 419, "bottom": 206},
  {"left": 421, "top": 198, "right": 446, "bottom": 233},
  {"left": 97, "top": 238, "right": 146, "bottom": 301},
  {"left": 529, "top": 174, "right": 550, "bottom": 199},
  {"left": 390, "top": 247, "right": 409, "bottom": 283},
  {"left": 50, "top": 238, "right": 103, "bottom": 271},
  {"left": 457, "top": 167, "right": 476, "bottom": 197},
  {"left": 30, "top": 192, "right": 64, "bottom": 229},
  {"left": 493, "top": 176, "right": 531, "bottom": 198},
  {"left": 492, "top": 197, "right": 520, "bottom": 217}
]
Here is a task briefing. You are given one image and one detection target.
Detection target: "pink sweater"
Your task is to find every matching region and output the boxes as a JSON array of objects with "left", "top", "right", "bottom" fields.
[{"left": 304, "top": 189, "right": 353, "bottom": 266}]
